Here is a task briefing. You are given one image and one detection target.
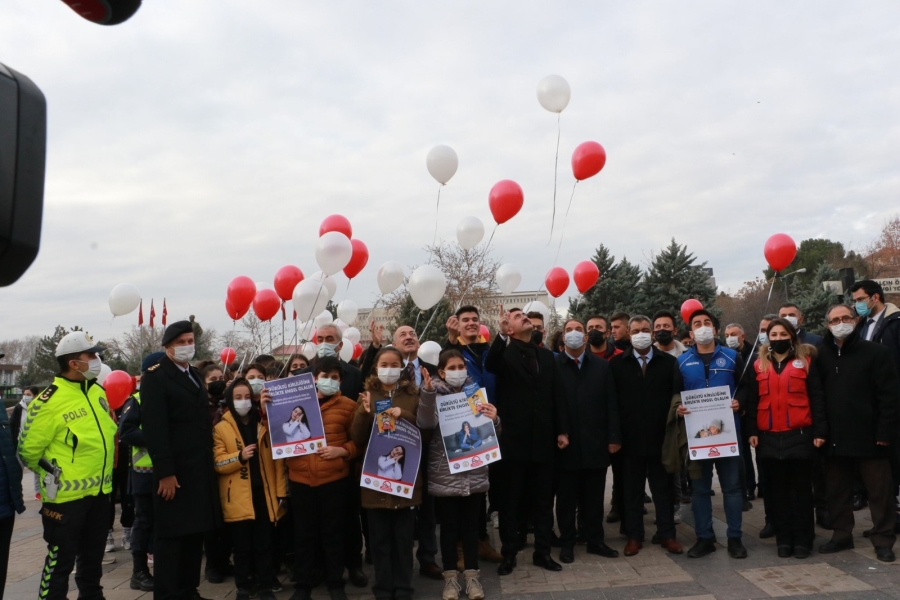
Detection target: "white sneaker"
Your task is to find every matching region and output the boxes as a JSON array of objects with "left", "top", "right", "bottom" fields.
[
  {"left": 442, "top": 571, "right": 461, "bottom": 600},
  {"left": 101, "top": 555, "right": 117, "bottom": 565},
  {"left": 105, "top": 530, "right": 115, "bottom": 553},
  {"left": 673, "top": 506, "right": 682, "bottom": 524},
  {"left": 491, "top": 513, "right": 499, "bottom": 529},
  {"left": 122, "top": 527, "right": 132, "bottom": 550},
  {"left": 463, "top": 570, "right": 484, "bottom": 600}
]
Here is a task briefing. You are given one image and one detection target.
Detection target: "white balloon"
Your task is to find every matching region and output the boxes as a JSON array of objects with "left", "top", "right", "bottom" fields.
[
  {"left": 339, "top": 338, "right": 354, "bottom": 362},
  {"left": 523, "top": 300, "right": 550, "bottom": 326},
  {"left": 314, "top": 310, "right": 334, "bottom": 328},
  {"left": 345, "top": 327, "right": 361, "bottom": 345},
  {"left": 301, "top": 342, "right": 317, "bottom": 360},
  {"left": 309, "top": 271, "right": 337, "bottom": 301},
  {"left": 426, "top": 145, "right": 459, "bottom": 185},
  {"left": 315, "top": 231, "right": 353, "bottom": 276},
  {"left": 298, "top": 320, "right": 316, "bottom": 340},
  {"left": 377, "top": 261, "right": 405, "bottom": 295},
  {"left": 292, "top": 279, "right": 330, "bottom": 322},
  {"left": 536, "top": 74, "right": 571, "bottom": 113},
  {"left": 334, "top": 318, "right": 349, "bottom": 334},
  {"left": 418, "top": 341, "right": 442, "bottom": 367},
  {"left": 456, "top": 216, "right": 485, "bottom": 250},
  {"left": 408, "top": 265, "right": 447, "bottom": 311},
  {"left": 97, "top": 363, "right": 112, "bottom": 386},
  {"left": 337, "top": 300, "right": 359, "bottom": 324},
  {"left": 496, "top": 264, "right": 522, "bottom": 295},
  {"left": 109, "top": 283, "right": 141, "bottom": 317}
]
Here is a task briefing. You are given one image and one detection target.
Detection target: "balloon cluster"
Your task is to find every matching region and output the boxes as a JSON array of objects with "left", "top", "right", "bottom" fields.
[{"left": 543, "top": 260, "right": 601, "bottom": 298}]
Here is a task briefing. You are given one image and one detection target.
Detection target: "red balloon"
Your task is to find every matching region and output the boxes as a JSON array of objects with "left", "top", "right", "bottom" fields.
[
  {"left": 680, "top": 298, "right": 704, "bottom": 325},
  {"left": 352, "top": 343, "right": 363, "bottom": 360},
  {"left": 319, "top": 214, "right": 352, "bottom": 239},
  {"left": 571, "top": 141, "right": 607, "bottom": 181},
  {"left": 220, "top": 347, "right": 237, "bottom": 364},
  {"left": 573, "top": 260, "right": 600, "bottom": 293},
  {"left": 227, "top": 276, "right": 256, "bottom": 311},
  {"left": 479, "top": 324, "right": 491, "bottom": 342},
  {"left": 343, "top": 239, "right": 369, "bottom": 279},
  {"left": 253, "top": 289, "right": 281, "bottom": 322},
  {"left": 274, "top": 265, "right": 304, "bottom": 302},
  {"left": 545, "top": 266, "right": 570, "bottom": 298},
  {"left": 225, "top": 297, "right": 249, "bottom": 321},
  {"left": 104, "top": 370, "right": 134, "bottom": 410},
  {"left": 764, "top": 233, "right": 797, "bottom": 272},
  {"left": 489, "top": 180, "right": 524, "bottom": 225}
]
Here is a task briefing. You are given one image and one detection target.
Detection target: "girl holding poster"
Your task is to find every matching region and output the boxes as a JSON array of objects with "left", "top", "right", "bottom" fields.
[
  {"left": 418, "top": 349, "right": 499, "bottom": 600},
  {"left": 351, "top": 347, "right": 425, "bottom": 600}
]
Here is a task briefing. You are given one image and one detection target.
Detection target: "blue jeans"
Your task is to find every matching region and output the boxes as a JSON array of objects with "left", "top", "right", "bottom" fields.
[{"left": 691, "top": 456, "right": 743, "bottom": 540}]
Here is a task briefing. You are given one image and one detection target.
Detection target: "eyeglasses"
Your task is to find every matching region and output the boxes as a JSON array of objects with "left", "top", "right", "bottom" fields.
[{"left": 826, "top": 315, "right": 856, "bottom": 326}]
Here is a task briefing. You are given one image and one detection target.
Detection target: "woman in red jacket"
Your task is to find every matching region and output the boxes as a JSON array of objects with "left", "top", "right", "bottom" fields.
[{"left": 745, "top": 318, "right": 827, "bottom": 559}]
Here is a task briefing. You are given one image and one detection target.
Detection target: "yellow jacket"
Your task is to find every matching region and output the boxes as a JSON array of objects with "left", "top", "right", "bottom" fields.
[{"left": 213, "top": 411, "right": 287, "bottom": 523}]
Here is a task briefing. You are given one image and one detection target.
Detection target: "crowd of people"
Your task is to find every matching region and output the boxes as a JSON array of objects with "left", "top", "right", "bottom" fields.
[{"left": 1, "top": 278, "right": 899, "bottom": 600}]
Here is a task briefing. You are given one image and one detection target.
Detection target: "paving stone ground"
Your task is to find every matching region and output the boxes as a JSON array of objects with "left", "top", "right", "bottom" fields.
[{"left": 8, "top": 470, "right": 900, "bottom": 599}]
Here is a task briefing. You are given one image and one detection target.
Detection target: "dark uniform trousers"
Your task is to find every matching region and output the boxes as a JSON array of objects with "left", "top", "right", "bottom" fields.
[
  {"left": 498, "top": 460, "right": 554, "bottom": 557},
  {"left": 39, "top": 493, "right": 110, "bottom": 600},
  {"left": 622, "top": 455, "right": 675, "bottom": 541},
  {"left": 556, "top": 467, "right": 606, "bottom": 549},
  {"left": 130, "top": 493, "right": 154, "bottom": 572},
  {"left": 154, "top": 531, "right": 205, "bottom": 600},
  {"left": 825, "top": 457, "right": 897, "bottom": 548}
]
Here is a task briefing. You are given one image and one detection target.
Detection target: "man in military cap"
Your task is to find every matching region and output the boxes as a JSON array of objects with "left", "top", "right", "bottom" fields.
[
  {"left": 18, "top": 331, "right": 118, "bottom": 600},
  {"left": 141, "top": 321, "right": 220, "bottom": 600}
]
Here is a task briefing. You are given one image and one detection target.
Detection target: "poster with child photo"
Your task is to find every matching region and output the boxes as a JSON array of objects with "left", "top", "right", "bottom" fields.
[
  {"left": 360, "top": 416, "right": 421, "bottom": 499},
  {"left": 265, "top": 373, "right": 327, "bottom": 459},
  {"left": 437, "top": 387, "right": 501, "bottom": 473}
]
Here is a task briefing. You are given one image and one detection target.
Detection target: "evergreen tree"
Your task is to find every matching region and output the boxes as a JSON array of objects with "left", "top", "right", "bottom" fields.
[
  {"left": 569, "top": 245, "right": 642, "bottom": 320},
  {"left": 21, "top": 325, "right": 85, "bottom": 386},
  {"left": 392, "top": 294, "right": 453, "bottom": 344},
  {"left": 636, "top": 239, "right": 718, "bottom": 327},
  {"left": 788, "top": 262, "right": 839, "bottom": 335}
]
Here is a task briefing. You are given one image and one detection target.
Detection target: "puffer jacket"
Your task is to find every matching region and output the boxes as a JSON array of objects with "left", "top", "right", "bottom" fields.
[
  {"left": 286, "top": 392, "right": 358, "bottom": 486},
  {"left": 350, "top": 376, "right": 422, "bottom": 509},
  {"left": 418, "top": 378, "right": 500, "bottom": 498},
  {"left": 213, "top": 411, "right": 288, "bottom": 523}
]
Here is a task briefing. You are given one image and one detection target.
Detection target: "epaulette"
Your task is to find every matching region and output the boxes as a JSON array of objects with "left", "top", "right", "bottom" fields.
[
  {"left": 147, "top": 364, "right": 161, "bottom": 372},
  {"left": 37, "top": 384, "right": 58, "bottom": 402}
]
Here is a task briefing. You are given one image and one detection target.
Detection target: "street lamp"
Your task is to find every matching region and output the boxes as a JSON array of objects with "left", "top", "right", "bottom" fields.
[{"left": 780, "top": 268, "right": 807, "bottom": 302}]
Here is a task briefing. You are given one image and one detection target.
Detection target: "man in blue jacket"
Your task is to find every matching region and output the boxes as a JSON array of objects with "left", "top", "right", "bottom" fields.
[{"left": 676, "top": 309, "right": 747, "bottom": 559}]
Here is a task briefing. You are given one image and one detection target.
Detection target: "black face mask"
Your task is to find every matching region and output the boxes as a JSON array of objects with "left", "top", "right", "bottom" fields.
[
  {"left": 531, "top": 330, "right": 544, "bottom": 346},
  {"left": 208, "top": 380, "right": 226, "bottom": 399},
  {"left": 769, "top": 339, "right": 792, "bottom": 355},
  {"left": 654, "top": 330, "right": 673, "bottom": 346},
  {"left": 588, "top": 330, "right": 605, "bottom": 347}
]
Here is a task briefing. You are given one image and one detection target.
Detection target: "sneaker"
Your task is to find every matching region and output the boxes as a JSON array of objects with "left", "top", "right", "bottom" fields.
[
  {"left": 673, "top": 506, "right": 682, "bottom": 524},
  {"left": 491, "top": 513, "right": 499, "bottom": 529},
  {"left": 122, "top": 527, "right": 132, "bottom": 551},
  {"left": 442, "top": 571, "right": 461, "bottom": 600},
  {"left": 101, "top": 555, "right": 117, "bottom": 565},
  {"left": 105, "top": 530, "right": 115, "bottom": 553},
  {"left": 727, "top": 537, "right": 748, "bottom": 558},
  {"left": 147, "top": 553, "right": 154, "bottom": 567},
  {"left": 463, "top": 569, "right": 484, "bottom": 600}
]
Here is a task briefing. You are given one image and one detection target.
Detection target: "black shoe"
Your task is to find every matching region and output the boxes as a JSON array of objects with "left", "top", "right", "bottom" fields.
[
  {"left": 744, "top": 490, "right": 756, "bottom": 501},
  {"left": 777, "top": 545, "right": 792, "bottom": 558},
  {"left": 236, "top": 590, "right": 252, "bottom": 600},
  {"left": 742, "top": 500, "right": 753, "bottom": 512},
  {"left": 130, "top": 570, "right": 154, "bottom": 592},
  {"left": 793, "top": 546, "right": 810, "bottom": 559},
  {"left": 819, "top": 539, "right": 854, "bottom": 554},
  {"left": 606, "top": 508, "right": 620, "bottom": 523},
  {"left": 328, "top": 588, "right": 349, "bottom": 600},
  {"left": 650, "top": 533, "right": 661, "bottom": 545},
  {"left": 643, "top": 492, "right": 652, "bottom": 504},
  {"left": 550, "top": 530, "right": 562, "bottom": 547},
  {"left": 559, "top": 547, "right": 575, "bottom": 563},
  {"left": 876, "top": 546, "right": 896, "bottom": 562},
  {"left": 533, "top": 552, "right": 562, "bottom": 572},
  {"left": 497, "top": 556, "right": 517, "bottom": 576},
  {"left": 419, "top": 561, "right": 443, "bottom": 580},
  {"left": 852, "top": 493, "right": 867, "bottom": 511},
  {"left": 864, "top": 528, "right": 873, "bottom": 538},
  {"left": 816, "top": 508, "right": 832, "bottom": 529},
  {"left": 759, "top": 522, "right": 776, "bottom": 539},
  {"left": 687, "top": 538, "right": 716, "bottom": 558},
  {"left": 289, "top": 590, "right": 312, "bottom": 600},
  {"left": 710, "top": 489, "right": 716, "bottom": 496},
  {"left": 586, "top": 543, "right": 619, "bottom": 558},
  {"left": 728, "top": 538, "right": 748, "bottom": 559},
  {"left": 348, "top": 567, "right": 367, "bottom": 588},
  {"left": 205, "top": 568, "right": 224, "bottom": 584}
]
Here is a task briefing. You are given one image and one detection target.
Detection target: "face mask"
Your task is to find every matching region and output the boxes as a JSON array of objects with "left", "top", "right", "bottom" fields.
[
  {"left": 316, "top": 377, "right": 341, "bottom": 397},
  {"left": 208, "top": 380, "right": 227, "bottom": 398},
  {"left": 587, "top": 330, "right": 605, "bottom": 346},
  {"left": 631, "top": 332, "right": 653, "bottom": 350},
  {"left": 172, "top": 344, "right": 195, "bottom": 364},
  {"left": 758, "top": 333, "right": 769, "bottom": 346},
  {"left": 135, "top": 383, "right": 140, "bottom": 391},
  {"left": 725, "top": 335, "right": 740, "bottom": 349},
  {"left": 378, "top": 368, "right": 402, "bottom": 385},
  {"left": 830, "top": 322, "right": 854, "bottom": 340},
  {"left": 783, "top": 316, "right": 799, "bottom": 329},
  {"left": 654, "top": 330, "right": 673, "bottom": 346},
  {"left": 444, "top": 369, "right": 468, "bottom": 388},
  {"left": 317, "top": 342, "right": 338, "bottom": 358},
  {"left": 22, "top": 395, "right": 34, "bottom": 404},
  {"left": 233, "top": 399, "right": 252, "bottom": 417},
  {"left": 769, "top": 339, "right": 792, "bottom": 355},
  {"left": 530, "top": 330, "right": 544, "bottom": 346},
  {"left": 855, "top": 301, "right": 871, "bottom": 318},
  {"left": 78, "top": 358, "right": 102, "bottom": 381},
  {"left": 564, "top": 330, "right": 585, "bottom": 350},
  {"left": 693, "top": 326, "right": 715, "bottom": 346},
  {"left": 247, "top": 378, "right": 266, "bottom": 395}
]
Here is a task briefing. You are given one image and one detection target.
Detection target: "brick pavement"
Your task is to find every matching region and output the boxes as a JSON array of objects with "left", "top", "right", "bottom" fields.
[{"left": 7, "top": 470, "right": 900, "bottom": 599}]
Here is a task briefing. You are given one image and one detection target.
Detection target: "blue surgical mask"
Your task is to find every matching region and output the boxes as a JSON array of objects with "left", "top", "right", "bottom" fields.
[
  {"left": 758, "top": 333, "right": 769, "bottom": 346},
  {"left": 317, "top": 342, "right": 338, "bottom": 358},
  {"left": 316, "top": 377, "right": 341, "bottom": 397},
  {"left": 855, "top": 301, "right": 871, "bottom": 318}
]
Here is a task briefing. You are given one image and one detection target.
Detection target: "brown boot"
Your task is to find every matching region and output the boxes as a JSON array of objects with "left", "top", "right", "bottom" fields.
[{"left": 478, "top": 537, "right": 503, "bottom": 563}]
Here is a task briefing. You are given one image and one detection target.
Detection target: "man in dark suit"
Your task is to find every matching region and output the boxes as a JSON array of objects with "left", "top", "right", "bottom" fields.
[
  {"left": 486, "top": 308, "right": 569, "bottom": 575},
  {"left": 141, "top": 321, "right": 220, "bottom": 600},
  {"left": 779, "top": 304, "right": 823, "bottom": 346},
  {"left": 610, "top": 315, "right": 684, "bottom": 557},
  {"left": 555, "top": 318, "right": 621, "bottom": 563}
]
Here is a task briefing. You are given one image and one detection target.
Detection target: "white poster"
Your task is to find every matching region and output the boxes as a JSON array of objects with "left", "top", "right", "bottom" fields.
[
  {"left": 683, "top": 385, "right": 740, "bottom": 460},
  {"left": 437, "top": 387, "right": 501, "bottom": 474}
]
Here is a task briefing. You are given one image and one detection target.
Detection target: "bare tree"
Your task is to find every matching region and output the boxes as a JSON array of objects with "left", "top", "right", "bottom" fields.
[
  {"left": 0, "top": 336, "right": 41, "bottom": 365},
  {"left": 865, "top": 215, "right": 900, "bottom": 278},
  {"left": 101, "top": 326, "right": 165, "bottom": 373},
  {"left": 717, "top": 277, "right": 786, "bottom": 333}
]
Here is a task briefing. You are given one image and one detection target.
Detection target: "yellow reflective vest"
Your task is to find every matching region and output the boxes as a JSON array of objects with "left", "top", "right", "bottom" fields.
[{"left": 129, "top": 394, "right": 153, "bottom": 470}]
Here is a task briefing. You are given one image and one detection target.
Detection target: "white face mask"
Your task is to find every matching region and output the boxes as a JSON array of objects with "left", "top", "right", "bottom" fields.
[
  {"left": 172, "top": 344, "right": 195, "bottom": 364},
  {"left": 79, "top": 358, "right": 102, "bottom": 381},
  {"left": 317, "top": 342, "right": 338, "bottom": 358},
  {"left": 631, "top": 332, "right": 653, "bottom": 350},
  {"left": 233, "top": 399, "right": 253, "bottom": 417},
  {"left": 316, "top": 377, "right": 341, "bottom": 396},
  {"left": 784, "top": 316, "right": 799, "bottom": 329},
  {"left": 725, "top": 335, "right": 740, "bottom": 349},
  {"left": 377, "top": 368, "right": 402, "bottom": 385},
  {"left": 830, "top": 322, "right": 855, "bottom": 340},
  {"left": 693, "top": 326, "right": 715, "bottom": 346},
  {"left": 564, "top": 330, "right": 586, "bottom": 350},
  {"left": 444, "top": 369, "right": 468, "bottom": 388},
  {"left": 22, "top": 395, "right": 34, "bottom": 404},
  {"left": 247, "top": 378, "right": 266, "bottom": 395},
  {"left": 758, "top": 333, "right": 769, "bottom": 346}
]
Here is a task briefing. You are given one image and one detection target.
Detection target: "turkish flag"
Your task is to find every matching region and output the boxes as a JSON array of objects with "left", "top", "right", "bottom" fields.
[
  {"left": 162, "top": 299, "right": 168, "bottom": 326},
  {"left": 149, "top": 300, "right": 156, "bottom": 328},
  {"left": 138, "top": 300, "right": 143, "bottom": 326}
]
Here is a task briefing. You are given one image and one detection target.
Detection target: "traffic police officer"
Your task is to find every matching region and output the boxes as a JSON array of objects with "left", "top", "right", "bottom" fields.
[{"left": 18, "top": 331, "right": 117, "bottom": 600}]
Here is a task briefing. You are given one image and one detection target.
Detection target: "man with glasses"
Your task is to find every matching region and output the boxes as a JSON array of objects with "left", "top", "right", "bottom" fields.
[
  {"left": 850, "top": 280, "right": 900, "bottom": 375},
  {"left": 816, "top": 304, "right": 900, "bottom": 562}
]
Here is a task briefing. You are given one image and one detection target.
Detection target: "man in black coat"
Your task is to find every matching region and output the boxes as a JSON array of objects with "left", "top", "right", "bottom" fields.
[
  {"left": 610, "top": 315, "right": 684, "bottom": 557},
  {"left": 555, "top": 318, "right": 620, "bottom": 563},
  {"left": 816, "top": 304, "right": 900, "bottom": 562},
  {"left": 141, "top": 321, "right": 221, "bottom": 600},
  {"left": 486, "top": 308, "right": 569, "bottom": 575},
  {"left": 779, "top": 303, "right": 823, "bottom": 346}
]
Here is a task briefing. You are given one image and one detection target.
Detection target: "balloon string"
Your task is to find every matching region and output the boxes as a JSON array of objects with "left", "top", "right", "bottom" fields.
[
  {"left": 734, "top": 275, "right": 778, "bottom": 394},
  {"left": 419, "top": 298, "right": 444, "bottom": 340},
  {"left": 429, "top": 185, "right": 443, "bottom": 260},
  {"left": 484, "top": 224, "right": 498, "bottom": 255},
  {"left": 548, "top": 113, "right": 561, "bottom": 244},
  {"left": 413, "top": 310, "right": 423, "bottom": 334},
  {"left": 552, "top": 181, "right": 579, "bottom": 265}
]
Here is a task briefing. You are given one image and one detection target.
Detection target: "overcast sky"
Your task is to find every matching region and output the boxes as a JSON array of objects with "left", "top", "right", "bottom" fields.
[{"left": 1, "top": 1, "right": 899, "bottom": 341}]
